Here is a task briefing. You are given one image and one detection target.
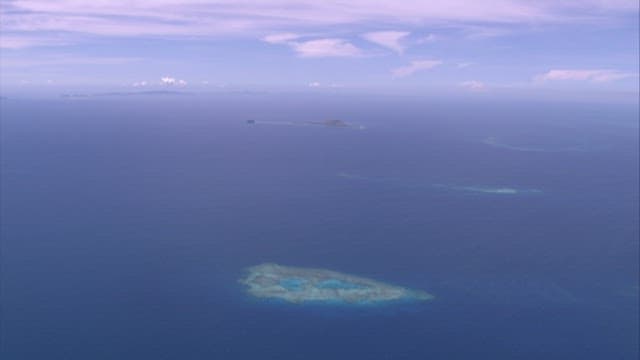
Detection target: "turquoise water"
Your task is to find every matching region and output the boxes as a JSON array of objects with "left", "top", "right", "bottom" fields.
[
  {"left": 316, "top": 279, "right": 365, "bottom": 290},
  {"left": 279, "top": 278, "right": 307, "bottom": 291}
]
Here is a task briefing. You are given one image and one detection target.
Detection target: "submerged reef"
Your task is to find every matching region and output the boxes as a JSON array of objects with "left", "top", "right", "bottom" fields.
[
  {"left": 337, "top": 173, "right": 541, "bottom": 196},
  {"left": 483, "top": 136, "right": 586, "bottom": 153},
  {"left": 240, "top": 263, "right": 433, "bottom": 304},
  {"left": 433, "top": 184, "right": 542, "bottom": 195}
]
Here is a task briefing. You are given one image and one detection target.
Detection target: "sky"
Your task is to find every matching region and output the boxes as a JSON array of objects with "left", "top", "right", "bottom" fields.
[{"left": 0, "top": 0, "right": 638, "bottom": 99}]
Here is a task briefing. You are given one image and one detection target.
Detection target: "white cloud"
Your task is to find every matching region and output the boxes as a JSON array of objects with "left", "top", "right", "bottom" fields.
[
  {"left": 457, "top": 62, "right": 473, "bottom": 68},
  {"left": 460, "top": 80, "right": 487, "bottom": 91},
  {"left": 263, "top": 33, "right": 299, "bottom": 44},
  {"left": 263, "top": 33, "right": 362, "bottom": 58},
  {"left": 160, "top": 76, "right": 176, "bottom": 85},
  {"left": 291, "top": 38, "right": 361, "bottom": 58},
  {"left": 392, "top": 60, "right": 442, "bottom": 78},
  {"left": 263, "top": 34, "right": 362, "bottom": 58},
  {"left": 132, "top": 78, "right": 189, "bottom": 87},
  {"left": 307, "top": 82, "right": 344, "bottom": 88},
  {"left": 362, "top": 31, "right": 410, "bottom": 53},
  {"left": 160, "top": 76, "right": 187, "bottom": 86},
  {"left": 535, "top": 69, "right": 637, "bottom": 82},
  {"left": 0, "top": 35, "right": 67, "bottom": 49}
]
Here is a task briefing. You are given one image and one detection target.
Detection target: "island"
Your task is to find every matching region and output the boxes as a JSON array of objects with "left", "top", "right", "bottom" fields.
[
  {"left": 240, "top": 263, "right": 434, "bottom": 304},
  {"left": 244, "top": 119, "right": 363, "bottom": 129},
  {"left": 307, "top": 119, "right": 350, "bottom": 127}
]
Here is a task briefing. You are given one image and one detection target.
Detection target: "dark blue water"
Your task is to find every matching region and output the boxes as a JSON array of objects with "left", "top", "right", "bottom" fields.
[{"left": 1, "top": 95, "right": 638, "bottom": 359}]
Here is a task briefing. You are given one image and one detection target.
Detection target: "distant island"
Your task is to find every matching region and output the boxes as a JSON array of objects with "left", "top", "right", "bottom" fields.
[
  {"left": 61, "top": 90, "right": 192, "bottom": 98},
  {"left": 240, "top": 263, "right": 433, "bottom": 304},
  {"left": 307, "top": 119, "right": 350, "bottom": 127},
  {"left": 246, "top": 119, "right": 351, "bottom": 128}
]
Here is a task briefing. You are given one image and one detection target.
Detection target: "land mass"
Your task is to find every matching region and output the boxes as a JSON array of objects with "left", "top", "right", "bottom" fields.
[{"left": 240, "top": 263, "right": 433, "bottom": 304}]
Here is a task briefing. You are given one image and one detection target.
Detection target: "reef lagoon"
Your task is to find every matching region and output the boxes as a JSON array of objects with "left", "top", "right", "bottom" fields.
[{"left": 240, "top": 263, "right": 433, "bottom": 304}]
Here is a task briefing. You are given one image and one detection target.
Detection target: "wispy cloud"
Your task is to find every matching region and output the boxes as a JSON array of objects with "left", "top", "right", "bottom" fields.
[
  {"left": 2, "top": 1, "right": 637, "bottom": 47},
  {"left": 392, "top": 60, "right": 442, "bottom": 78},
  {"left": 362, "top": 31, "right": 410, "bottom": 54},
  {"left": 417, "top": 34, "right": 439, "bottom": 43},
  {"left": 263, "top": 33, "right": 299, "bottom": 44},
  {"left": 1, "top": 1, "right": 637, "bottom": 95},
  {"left": 460, "top": 80, "right": 487, "bottom": 91},
  {"left": 463, "top": 25, "right": 513, "bottom": 39},
  {"left": 535, "top": 69, "right": 637, "bottom": 82},
  {"left": 0, "top": 35, "right": 69, "bottom": 49},
  {"left": 291, "top": 38, "right": 361, "bottom": 58}
]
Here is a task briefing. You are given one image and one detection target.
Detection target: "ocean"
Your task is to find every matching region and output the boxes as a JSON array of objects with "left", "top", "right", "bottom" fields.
[{"left": 1, "top": 94, "right": 638, "bottom": 359}]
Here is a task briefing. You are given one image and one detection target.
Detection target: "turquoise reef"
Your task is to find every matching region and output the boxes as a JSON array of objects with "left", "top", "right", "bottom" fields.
[{"left": 240, "top": 263, "right": 433, "bottom": 304}]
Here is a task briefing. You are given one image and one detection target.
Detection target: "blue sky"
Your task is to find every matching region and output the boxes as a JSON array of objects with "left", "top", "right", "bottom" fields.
[{"left": 0, "top": 0, "right": 638, "bottom": 99}]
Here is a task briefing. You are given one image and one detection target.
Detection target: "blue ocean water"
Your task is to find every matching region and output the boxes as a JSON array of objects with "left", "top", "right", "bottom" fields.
[{"left": 1, "top": 94, "right": 638, "bottom": 359}]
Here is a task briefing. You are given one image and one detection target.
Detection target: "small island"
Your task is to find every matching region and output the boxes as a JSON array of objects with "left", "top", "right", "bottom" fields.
[
  {"left": 245, "top": 119, "right": 360, "bottom": 129},
  {"left": 307, "top": 119, "right": 350, "bottom": 127},
  {"left": 240, "top": 263, "right": 433, "bottom": 304}
]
